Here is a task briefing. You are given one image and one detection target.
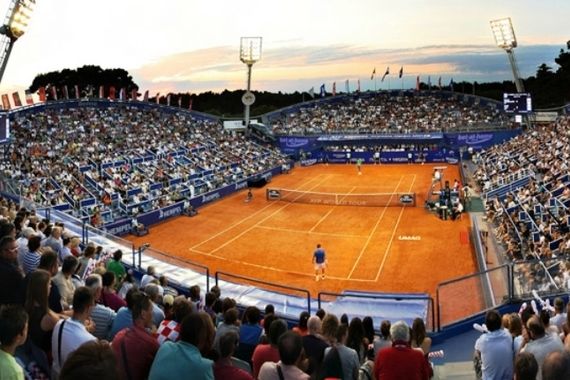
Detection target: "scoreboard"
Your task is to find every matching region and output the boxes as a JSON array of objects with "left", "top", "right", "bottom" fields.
[{"left": 503, "top": 93, "right": 532, "bottom": 114}]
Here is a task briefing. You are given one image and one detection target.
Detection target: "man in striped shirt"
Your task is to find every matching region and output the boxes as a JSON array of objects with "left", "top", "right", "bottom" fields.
[{"left": 85, "top": 274, "right": 116, "bottom": 340}]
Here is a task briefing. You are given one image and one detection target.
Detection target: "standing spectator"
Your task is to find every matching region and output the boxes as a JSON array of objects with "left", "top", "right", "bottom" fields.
[
  {"left": 42, "top": 226, "right": 63, "bottom": 262},
  {"left": 474, "top": 310, "right": 514, "bottom": 380},
  {"left": 375, "top": 320, "right": 431, "bottom": 380},
  {"left": 53, "top": 255, "right": 79, "bottom": 310},
  {"left": 347, "top": 317, "right": 368, "bottom": 363},
  {"left": 321, "top": 314, "right": 339, "bottom": 346},
  {"left": 521, "top": 315, "right": 564, "bottom": 379},
  {"left": 214, "top": 331, "right": 254, "bottom": 380},
  {"left": 106, "top": 250, "right": 126, "bottom": 285},
  {"left": 302, "top": 316, "right": 329, "bottom": 379},
  {"left": 411, "top": 318, "right": 432, "bottom": 356},
  {"left": 373, "top": 320, "right": 392, "bottom": 356},
  {"left": 117, "top": 270, "right": 135, "bottom": 300},
  {"left": 85, "top": 274, "right": 116, "bottom": 340},
  {"left": 549, "top": 298, "right": 566, "bottom": 333},
  {"left": 0, "top": 305, "right": 29, "bottom": 380},
  {"left": 112, "top": 291, "right": 159, "bottom": 380},
  {"left": 109, "top": 288, "right": 140, "bottom": 340},
  {"left": 324, "top": 324, "right": 360, "bottom": 380},
  {"left": 16, "top": 226, "right": 35, "bottom": 267},
  {"left": 542, "top": 351, "right": 570, "bottom": 380},
  {"left": 0, "top": 236, "right": 25, "bottom": 305},
  {"left": 258, "top": 331, "right": 310, "bottom": 380},
  {"left": 148, "top": 312, "right": 215, "bottom": 380},
  {"left": 51, "top": 287, "right": 97, "bottom": 378},
  {"left": 35, "top": 249, "right": 64, "bottom": 313},
  {"left": 77, "top": 244, "right": 97, "bottom": 280},
  {"left": 362, "top": 316, "right": 376, "bottom": 351},
  {"left": 252, "top": 319, "right": 288, "bottom": 379}
]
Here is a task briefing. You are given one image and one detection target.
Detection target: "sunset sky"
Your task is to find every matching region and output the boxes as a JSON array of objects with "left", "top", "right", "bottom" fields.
[{"left": 1, "top": 0, "right": 568, "bottom": 95}]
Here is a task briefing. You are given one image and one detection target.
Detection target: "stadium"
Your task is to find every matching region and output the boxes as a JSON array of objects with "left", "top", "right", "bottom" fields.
[{"left": 1, "top": 1, "right": 570, "bottom": 379}]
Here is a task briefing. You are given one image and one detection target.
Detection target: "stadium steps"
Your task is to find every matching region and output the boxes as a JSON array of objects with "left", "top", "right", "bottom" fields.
[{"left": 433, "top": 362, "right": 475, "bottom": 379}]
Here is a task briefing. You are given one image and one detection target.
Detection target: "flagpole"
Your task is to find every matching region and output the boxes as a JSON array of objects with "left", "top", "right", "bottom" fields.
[
  {"left": 388, "top": 78, "right": 391, "bottom": 91},
  {"left": 374, "top": 78, "right": 377, "bottom": 92}
]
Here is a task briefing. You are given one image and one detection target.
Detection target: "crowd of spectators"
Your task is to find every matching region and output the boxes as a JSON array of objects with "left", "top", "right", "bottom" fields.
[
  {"left": 0, "top": 105, "right": 288, "bottom": 226},
  {"left": 0, "top": 199, "right": 443, "bottom": 379},
  {"left": 474, "top": 116, "right": 570, "bottom": 293},
  {"left": 270, "top": 93, "right": 509, "bottom": 135}
]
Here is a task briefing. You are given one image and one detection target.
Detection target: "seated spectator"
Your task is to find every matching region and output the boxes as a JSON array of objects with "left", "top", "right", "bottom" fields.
[
  {"left": 373, "top": 320, "right": 392, "bottom": 356},
  {"left": 53, "top": 255, "right": 79, "bottom": 310},
  {"left": 51, "top": 286, "right": 97, "bottom": 378},
  {"left": 374, "top": 320, "right": 431, "bottom": 380},
  {"left": 214, "top": 307, "right": 241, "bottom": 354},
  {"left": 85, "top": 274, "right": 116, "bottom": 340},
  {"left": 292, "top": 311, "right": 310, "bottom": 337},
  {"left": 156, "top": 295, "right": 193, "bottom": 345},
  {"left": 252, "top": 318, "right": 288, "bottom": 379},
  {"left": 239, "top": 306, "right": 263, "bottom": 352},
  {"left": 59, "top": 341, "right": 121, "bottom": 380},
  {"left": 258, "top": 331, "right": 309, "bottom": 380},
  {"left": 100, "top": 271, "right": 127, "bottom": 312},
  {"left": 521, "top": 315, "right": 565, "bottom": 376},
  {"left": 542, "top": 350, "right": 570, "bottom": 380},
  {"left": 214, "top": 331, "right": 254, "bottom": 380},
  {"left": 159, "top": 274, "right": 179, "bottom": 298},
  {"left": 301, "top": 316, "right": 329, "bottom": 379},
  {"left": 514, "top": 352, "right": 539, "bottom": 380},
  {"left": 0, "top": 236, "right": 25, "bottom": 305},
  {"left": 148, "top": 312, "right": 215, "bottom": 380},
  {"left": 144, "top": 283, "right": 165, "bottom": 327},
  {"left": 112, "top": 291, "right": 159, "bottom": 380},
  {"left": 411, "top": 317, "right": 432, "bottom": 356},
  {"left": 140, "top": 265, "right": 157, "bottom": 289},
  {"left": 324, "top": 324, "right": 360, "bottom": 380},
  {"left": 109, "top": 288, "right": 140, "bottom": 340},
  {"left": 321, "top": 313, "right": 339, "bottom": 346},
  {"left": 347, "top": 317, "right": 368, "bottom": 363},
  {"left": 0, "top": 305, "right": 29, "bottom": 380}
]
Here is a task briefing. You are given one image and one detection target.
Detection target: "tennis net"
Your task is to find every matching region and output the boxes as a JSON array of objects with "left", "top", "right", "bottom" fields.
[{"left": 266, "top": 188, "right": 416, "bottom": 207}]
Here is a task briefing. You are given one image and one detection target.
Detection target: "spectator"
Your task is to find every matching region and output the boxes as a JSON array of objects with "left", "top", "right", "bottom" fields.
[
  {"left": 321, "top": 314, "right": 339, "bottom": 345},
  {"left": 411, "top": 317, "right": 432, "bottom": 356},
  {"left": 549, "top": 298, "right": 566, "bottom": 333},
  {"left": 302, "top": 315, "right": 329, "bottom": 379},
  {"left": 374, "top": 320, "right": 431, "bottom": 380},
  {"left": 77, "top": 244, "right": 97, "bottom": 280},
  {"left": 542, "top": 350, "right": 570, "bottom": 380},
  {"left": 362, "top": 316, "right": 376, "bottom": 350},
  {"left": 347, "top": 317, "right": 368, "bottom": 363},
  {"left": 25, "top": 269, "right": 63, "bottom": 355},
  {"left": 16, "top": 226, "right": 36, "bottom": 268},
  {"left": 156, "top": 295, "right": 193, "bottom": 345},
  {"left": 144, "top": 283, "right": 165, "bottom": 327},
  {"left": 159, "top": 274, "right": 179, "bottom": 298},
  {"left": 53, "top": 255, "right": 79, "bottom": 310},
  {"left": 84, "top": 274, "right": 116, "bottom": 340},
  {"left": 258, "top": 331, "right": 310, "bottom": 380},
  {"left": 34, "top": 248, "right": 64, "bottom": 313},
  {"left": 252, "top": 318, "right": 288, "bottom": 379},
  {"left": 42, "top": 226, "right": 64, "bottom": 261},
  {"left": 292, "top": 311, "right": 310, "bottom": 337},
  {"left": 260, "top": 304, "right": 275, "bottom": 328},
  {"left": 237, "top": 306, "right": 262, "bottom": 363},
  {"left": 0, "top": 305, "right": 29, "bottom": 380},
  {"left": 21, "top": 235, "right": 42, "bottom": 275},
  {"left": 112, "top": 291, "right": 159, "bottom": 380},
  {"left": 0, "top": 236, "right": 25, "bottom": 305},
  {"left": 521, "top": 315, "right": 565, "bottom": 379},
  {"left": 474, "top": 310, "right": 514, "bottom": 380},
  {"left": 324, "top": 324, "right": 360, "bottom": 380},
  {"left": 109, "top": 288, "right": 140, "bottom": 340},
  {"left": 514, "top": 352, "right": 539, "bottom": 380},
  {"left": 100, "top": 271, "right": 127, "bottom": 312},
  {"left": 214, "top": 307, "right": 240, "bottom": 354},
  {"left": 117, "top": 270, "right": 136, "bottom": 300},
  {"left": 51, "top": 287, "right": 97, "bottom": 377},
  {"left": 106, "top": 249, "right": 126, "bottom": 285},
  {"left": 140, "top": 265, "right": 157, "bottom": 288},
  {"left": 59, "top": 341, "right": 121, "bottom": 380},
  {"left": 148, "top": 312, "right": 215, "bottom": 380},
  {"left": 373, "top": 320, "right": 392, "bottom": 356},
  {"left": 213, "top": 331, "right": 254, "bottom": 380}
]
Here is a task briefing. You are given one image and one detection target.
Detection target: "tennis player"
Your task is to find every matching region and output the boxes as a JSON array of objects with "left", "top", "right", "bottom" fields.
[
  {"left": 312, "top": 244, "right": 327, "bottom": 281},
  {"left": 356, "top": 158, "right": 363, "bottom": 175},
  {"left": 245, "top": 188, "right": 253, "bottom": 203}
]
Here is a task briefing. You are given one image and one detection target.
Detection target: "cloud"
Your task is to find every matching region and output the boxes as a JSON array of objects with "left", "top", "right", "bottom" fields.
[{"left": 131, "top": 43, "right": 564, "bottom": 93}]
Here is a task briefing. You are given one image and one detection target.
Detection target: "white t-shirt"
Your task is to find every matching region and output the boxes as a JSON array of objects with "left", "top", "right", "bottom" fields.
[{"left": 51, "top": 318, "right": 97, "bottom": 376}]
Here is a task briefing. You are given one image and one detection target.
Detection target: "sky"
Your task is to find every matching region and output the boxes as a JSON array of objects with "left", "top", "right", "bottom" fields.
[{"left": 1, "top": 0, "right": 568, "bottom": 96}]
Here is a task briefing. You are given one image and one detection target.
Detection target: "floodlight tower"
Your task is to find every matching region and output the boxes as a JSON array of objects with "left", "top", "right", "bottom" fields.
[
  {"left": 490, "top": 17, "right": 525, "bottom": 93},
  {"left": 0, "top": 0, "right": 36, "bottom": 86},
  {"left": 239, "top": 37, "right": 262, "bottom": 128}
]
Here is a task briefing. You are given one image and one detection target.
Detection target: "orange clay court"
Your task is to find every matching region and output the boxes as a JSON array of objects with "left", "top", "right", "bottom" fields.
[{"left": 126, "top": 163, "right": 478, "bottom": 307}]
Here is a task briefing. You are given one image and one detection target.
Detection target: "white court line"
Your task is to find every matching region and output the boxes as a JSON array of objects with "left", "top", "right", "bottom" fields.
[
  {"left": 374, "top": 174, "right": 417, "bottom": 282},
  {"left": 257, "top": 224, "right": 368, "bottom": 239},
  {"left": 308, "top": 186, "right": 357, "bottom": 233},
  {"left": 346, "top": 176, "right": 404, "bottom": 279},
  {"left": 208, "top": 175, "right": 334, "bottom": 254},
  {"left": 190, "top": 175, "right": 328, "bottom": 251},
  {"left": 189, "top": 247, "right": 375, "bottom": 282}
]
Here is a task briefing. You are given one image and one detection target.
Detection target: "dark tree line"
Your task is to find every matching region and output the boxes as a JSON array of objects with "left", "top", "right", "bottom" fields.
[{"left": 29, "top": 43, "right": 570, "bottom": 114}]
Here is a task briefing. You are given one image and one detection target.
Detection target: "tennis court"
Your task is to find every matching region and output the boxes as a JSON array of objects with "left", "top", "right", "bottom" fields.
[{"left": 126, "top": 163, "right": 477, "bottom": 304}]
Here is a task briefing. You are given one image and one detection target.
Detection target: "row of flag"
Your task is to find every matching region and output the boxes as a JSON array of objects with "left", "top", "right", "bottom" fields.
[
  {"left": 308, "top": 79, "right": 362, "bottom": 99},
  {"left": 0, "top": 85, "right": 194, "bottom": 110}
]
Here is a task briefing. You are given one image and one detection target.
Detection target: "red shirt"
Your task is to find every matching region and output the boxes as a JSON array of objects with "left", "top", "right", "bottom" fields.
[
  {"left": 252, "top": 344, "right": 280, "bottom": 379},
  {"left": 213, "top": 359, "right": 253, "bottom": 380},
  {"left": 374, "top": 342, "right": 430, "bottom": 380},
  {"left": 112, "top": 325, "right": 159, "bottom": 380},
  {"left": 100, "top": 290, "right": 127, "bottom": 312}
]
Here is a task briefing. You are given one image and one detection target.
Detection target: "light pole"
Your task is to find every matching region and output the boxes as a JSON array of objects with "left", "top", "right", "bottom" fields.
[
  {"left": 239, "top": 37, "right": 262, "bottom": 128},
  {"left": 0, "top": 0, "right": 36, "bottom": 86},
  {"left": 490, "top": 17, "right": 525, "bottom": 93}
]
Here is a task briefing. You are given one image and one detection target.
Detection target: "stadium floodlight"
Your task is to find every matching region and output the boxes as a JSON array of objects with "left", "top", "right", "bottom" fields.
[
  {"left": 490, "top": 17, "right": 525, "bottom": 93},
  {"left": 240, "top": 37, "right": 262, "bottom": 128},
  {"left": 0, "top": 0, "right": 36, "bottom": 86}
]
